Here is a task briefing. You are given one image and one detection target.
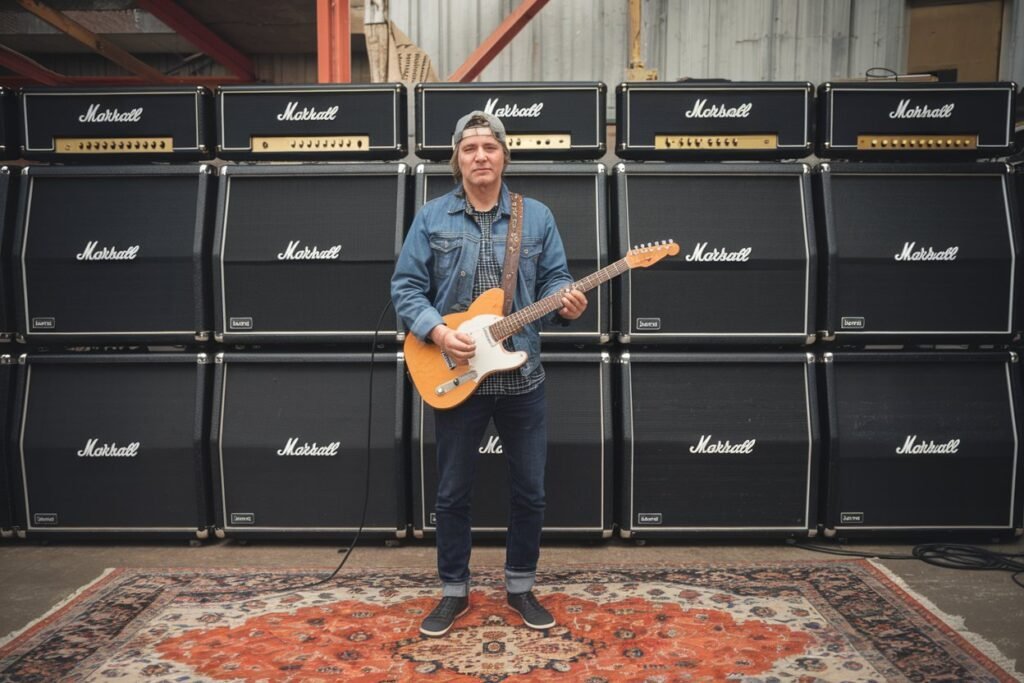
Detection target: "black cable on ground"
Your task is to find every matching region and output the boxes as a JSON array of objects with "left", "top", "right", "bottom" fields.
[{"left": 794, "top": 541, "right": 1024, "bottom": 589}]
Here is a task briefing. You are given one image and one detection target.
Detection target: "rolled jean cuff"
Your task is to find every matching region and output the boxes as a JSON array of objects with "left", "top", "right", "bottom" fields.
[
  {"left": 442, "top": 581, "right": 469, "bottom": 598},
  {"left": 505, "top": 569, "right": 536, "bottom": 595}
]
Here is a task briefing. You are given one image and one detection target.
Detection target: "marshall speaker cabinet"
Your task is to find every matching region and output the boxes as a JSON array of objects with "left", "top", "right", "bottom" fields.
[
  {"left": 616, "top": 81, "right": 814, "bottom": 161},
  {"left": 214, "top": 164, "right": 406, "bottom": 343},
  {"left": 21, "top": 86, "right": 214, "bottom": 162},
  {"left": 614, "top": 163, "right": 816, "bottom": 344},
  {"left": 822, "top": 352, "right": 1022, "bottom": 536},
  {"left": 620, "top": 352, "right": 820, "bottom": 538},
  {"left": 415, "top": 82, "right": 606, "bottom": 160},
  {"left": 0, "top": 87, "right": 18, "bottom": 161},
  {"left": 210, "top": 352, "right": 406, "bottom": 538},
  {"left": 816, "top": 163, "right": 1020, "bottom": 342},
  {"left": 217, "top": 83, "right": 407, "bottom": 161},
  {"left": 412, "top": 351, "right": 614, "bottom": 538},
  {"left": 10, "top": 353, "right": 213, "bottom": 539},
  {"left": 817, "top": 81, "right": 1016, "bottom": 160},
  {"left": 14, "top": 165, "right": 215, "bottom": 344},
  {"left": 0, "top": 167, "right": 15, "bottom": 342},
  {"left": 416, "top": 162, "right": 610, "bottom": 343},
  {"left": 0, "top": 355, "right": 13, "bottom": 537}
]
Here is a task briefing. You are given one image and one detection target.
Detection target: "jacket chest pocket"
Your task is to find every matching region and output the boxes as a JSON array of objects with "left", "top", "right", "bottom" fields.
[
  {"left": 429, "top": 235, "right": 463, "bottom": 280},
  {"left": 518, "top": 241, "right": 543, "bottom": 281}
]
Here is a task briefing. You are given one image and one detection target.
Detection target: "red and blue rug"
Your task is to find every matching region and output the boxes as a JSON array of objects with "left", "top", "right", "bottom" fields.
[{"left": 0, "top": 561, "right": 1018, "bottom": 681}]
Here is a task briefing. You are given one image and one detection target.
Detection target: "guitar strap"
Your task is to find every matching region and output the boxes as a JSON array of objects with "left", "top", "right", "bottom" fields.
[{"left": 501, "top": 192, "right": 523, "bottom": 317}]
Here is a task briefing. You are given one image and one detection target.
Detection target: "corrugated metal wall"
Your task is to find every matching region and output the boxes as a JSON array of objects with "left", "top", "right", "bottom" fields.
[{"left": 388, "top": 0, "right": 910, "bottom": 87}]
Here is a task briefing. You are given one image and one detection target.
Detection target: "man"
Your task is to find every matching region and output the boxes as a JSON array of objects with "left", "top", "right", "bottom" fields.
[{"left": 391, "top": 111, "right": 587, "bottom": 637}]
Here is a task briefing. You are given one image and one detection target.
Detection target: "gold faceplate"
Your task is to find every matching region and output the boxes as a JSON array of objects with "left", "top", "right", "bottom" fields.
[
  {"left": 655, "top": 134, "right": 779, "bottom": 150},
  {"left": 856, "top": 135, "right": 978, "bottom": 150},
  {"left": 506, "top": 133, "right": 572, "bottom": 150},
  {"left": 251, "top": 135, "right": 371, "bottom": 152},
  {"left": 55, "top": 137, "right": 173, "bottom": 153}
]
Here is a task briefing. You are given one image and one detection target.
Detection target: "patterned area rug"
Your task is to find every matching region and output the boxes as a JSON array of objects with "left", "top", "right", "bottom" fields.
[{"left": 0, "top": 561, "right": 1018, "bottom": 682}]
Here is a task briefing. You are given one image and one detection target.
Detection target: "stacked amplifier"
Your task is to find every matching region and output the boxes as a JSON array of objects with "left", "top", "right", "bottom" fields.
[
  {"left": 614, "top": 82, "right": 821, "bottom": 539},
  {"left": 4, "top": 84, "right": 412, "bottom": 540},
  {"left": 814, "top": 81, "right": 1022, "bottom": 538},
  {"left": 411, "top": 82, "right": 615, "bottom": 539}
]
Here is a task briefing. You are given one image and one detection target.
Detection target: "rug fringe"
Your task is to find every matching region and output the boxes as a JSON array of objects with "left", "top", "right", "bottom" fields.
[
  {"left": 0, "top": 568, "right": 117, "bottom": 649},
  {"left": 867, "top": 559, "right": 1022, "bottom": 682}
]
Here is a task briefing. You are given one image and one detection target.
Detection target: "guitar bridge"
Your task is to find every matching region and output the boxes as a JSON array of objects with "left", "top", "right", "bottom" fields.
[
  {"left": 440, "top": 350, "right": 456, "bottom": 370},
  {"left": 436, "top": 370, "right": 478, "bottom": 396}
]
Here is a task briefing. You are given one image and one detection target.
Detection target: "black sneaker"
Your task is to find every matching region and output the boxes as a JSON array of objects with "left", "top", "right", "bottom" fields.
[
  {"left": 419, "top": 595, "right": 470, "bottom": 637},
  {"left": 507, "top": 591, "right": 555, "bottom": 629}
]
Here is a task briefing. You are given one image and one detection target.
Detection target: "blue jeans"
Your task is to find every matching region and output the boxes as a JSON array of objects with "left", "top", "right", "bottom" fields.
[{"left": 433, "top": 383, "right": 547, "bottom": 597}]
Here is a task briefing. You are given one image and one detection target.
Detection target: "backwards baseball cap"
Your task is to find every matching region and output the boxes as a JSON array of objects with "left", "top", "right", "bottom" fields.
[{"left": 451, "top": 110, "right": 507, "bottom": 146}]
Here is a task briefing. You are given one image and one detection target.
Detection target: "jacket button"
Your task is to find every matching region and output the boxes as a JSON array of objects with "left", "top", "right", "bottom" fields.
[{"left": 460, "top": 270, "right": 466, "bottom": 277}]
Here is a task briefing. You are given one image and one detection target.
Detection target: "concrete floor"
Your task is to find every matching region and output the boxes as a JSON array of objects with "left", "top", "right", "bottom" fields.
[{"left": 1, "top": 538, "right": 1022, "bottom": 679}]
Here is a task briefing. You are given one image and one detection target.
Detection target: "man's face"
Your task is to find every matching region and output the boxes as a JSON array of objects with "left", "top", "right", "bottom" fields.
[{"left": 457, "top": 130, "right": 505, "bottom": 190}]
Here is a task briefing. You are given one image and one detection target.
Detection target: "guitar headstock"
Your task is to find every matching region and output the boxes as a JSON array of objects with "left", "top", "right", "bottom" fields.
[{"left": 625, "top": 240, "right": 680, "bottom": 269}]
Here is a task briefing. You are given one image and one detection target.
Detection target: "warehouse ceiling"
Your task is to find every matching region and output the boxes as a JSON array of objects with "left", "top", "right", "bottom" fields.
[{"left": 0, "top": 0, "right": 319, "bottom": 54}]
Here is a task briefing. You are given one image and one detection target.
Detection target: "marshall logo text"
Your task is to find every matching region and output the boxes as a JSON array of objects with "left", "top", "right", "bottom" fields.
[
  {"left": 479, "top": 435, "right": 503, "bottom": 455},
  {"left": 78, "top": 438, "right": 140, "bottom": 457},
  {"left": 277, "top": 101, "right": 340, "bottom": 122},
  {"left": 76, "top": 241, "right": 140, "bottom": 261},
  {"left": 686, "top": 242, "right": 752, "bottom": 263},
  {"left": 277, "top": 437, "right": 340, "bottom": 457},
  {"left": 79, "top": 103, "right": 143, "bottom": 123},
  {"left": 888, "top": 99, "right": 955, "bottom": 120},
  {"left": 277, "top": 240, "right": 342, "bottom": 261},
  {"left": 894, "top": 242, "right": 959, "bottom": 262},
  {"left": 689, "top": 435, "right": 756, "bottom": 454},
  {"left": 484, "top": 97, "right": 544, "bottom": 118},
  {"left": 896, "top": 435, "right": 960, "bottom": 454},
  {"left": 684, "top": 98, "right": 753, "bottom": 119}
]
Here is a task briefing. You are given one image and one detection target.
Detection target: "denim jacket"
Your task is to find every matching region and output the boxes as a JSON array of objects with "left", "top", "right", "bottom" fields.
[{"left": 391, "top": 182, "right": 574, "bottom": 379}]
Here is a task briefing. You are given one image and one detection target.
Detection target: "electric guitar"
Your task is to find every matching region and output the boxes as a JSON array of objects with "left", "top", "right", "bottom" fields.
[{"left": 405, "top": 240, "right": 680, "bottom": 409}]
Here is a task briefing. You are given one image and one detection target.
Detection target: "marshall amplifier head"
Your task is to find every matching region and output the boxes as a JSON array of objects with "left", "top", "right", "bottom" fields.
[
  {"left": 817, "top": 162, "right": 1020, "bottom": 342},
  {"left": 0, "top": 87, "right": 18, "bottom": 161},
  {"left": 10, "top": 353, "right": 212, "bottom": 539},
  {"left": 0, "top": 354, "right": 13, "bottom": 536},
  {"left": 216, "top": 83, "right": 407, "bottom": 161},
  {"left": 14, "top": 165, "right": 215, "bottom": 344},
  {"left": 817, "top": 81, "right": 1016, "bottom": 160},
  {"left": 213, "top": 163, "right": 406, "bottom": 343},
  {"left": 620, "top": 352, "right": 820, "bottom": 538},
  {"left": 823, "top": 352, "right": 1022, "bottom": 536},
  {"left": 616, "top": 81, "right": 814, "bottom": 161},
  {"left": 412, "top": 351, "right": 613, "bottom": 538},
  {"left": 210, "top": 352, "right": 406, "bottom": 538},
  {"left": 415, "top": 81, "right": 606, "bottom": 160},
  {"left": 614, "top": 163, "right": 816, "bottom": 345},
  {"left": 416, "top": 162, "right": 610, "bottom": 343},
  {"left": 20, "top": 86, "right": 214, "bottom": 162}
]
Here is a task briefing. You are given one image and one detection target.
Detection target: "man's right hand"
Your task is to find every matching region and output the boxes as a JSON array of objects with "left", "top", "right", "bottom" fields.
[{"left": 430, "top": 325, "right": 476, "bottom": 365}]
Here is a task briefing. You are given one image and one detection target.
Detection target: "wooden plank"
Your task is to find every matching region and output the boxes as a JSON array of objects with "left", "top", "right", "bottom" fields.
[{"left": 14, "top": 0, "right": 170, "bottom": 82}]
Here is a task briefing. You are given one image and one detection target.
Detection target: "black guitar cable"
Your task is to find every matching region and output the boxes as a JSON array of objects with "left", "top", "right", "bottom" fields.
[{"left": 200, "top": 298, "right": 395, "bottom": 599}]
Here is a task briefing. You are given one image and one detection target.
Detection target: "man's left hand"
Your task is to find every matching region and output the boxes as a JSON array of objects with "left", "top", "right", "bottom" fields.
[{"left": 559, "top": 288, "right": 588, "bottom": 320}]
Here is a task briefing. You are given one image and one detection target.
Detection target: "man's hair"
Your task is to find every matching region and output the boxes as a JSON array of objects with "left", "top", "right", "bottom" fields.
[{"left": 450, "top": 114, "right": 511, "bottom": 184}]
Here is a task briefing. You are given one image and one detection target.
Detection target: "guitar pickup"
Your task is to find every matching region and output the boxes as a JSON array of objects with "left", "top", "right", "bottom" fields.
[
  {"left": 436, "top": 370, "right": 478, "bottom": 396},
  {"left": 441, "top": 350, "right": 456, "bottom": 370}
]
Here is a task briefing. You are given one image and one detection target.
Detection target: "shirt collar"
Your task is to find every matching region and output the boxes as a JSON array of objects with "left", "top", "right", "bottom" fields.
[{"left": 446, "top": 182, "right": 511, "bottom": 216}]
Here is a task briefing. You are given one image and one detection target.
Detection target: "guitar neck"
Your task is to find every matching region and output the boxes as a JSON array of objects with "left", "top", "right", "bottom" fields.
[{"left": 489, "top": 257, "right": 630, "bottom": 340}]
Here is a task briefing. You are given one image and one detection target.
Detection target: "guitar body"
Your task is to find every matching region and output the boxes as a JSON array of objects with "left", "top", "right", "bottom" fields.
[{"left": 404, "top": 288, "right": 529, "bottom": 410}]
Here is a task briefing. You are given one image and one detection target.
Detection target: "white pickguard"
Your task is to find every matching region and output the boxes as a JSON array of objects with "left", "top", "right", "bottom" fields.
[{"left": 457, "top": 314, "right": 528, "bottom": 382}]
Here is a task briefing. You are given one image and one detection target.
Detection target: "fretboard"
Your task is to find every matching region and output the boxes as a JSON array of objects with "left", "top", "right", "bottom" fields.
[{"left": 489, "top": 257, "right": 630, "bottom": 340}]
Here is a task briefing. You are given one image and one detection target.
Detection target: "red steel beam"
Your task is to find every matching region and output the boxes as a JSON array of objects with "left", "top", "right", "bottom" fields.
[
  {"left": 0, "top": 44, "right": 66, "bottom": 85},
  {"left": 135, "top": 0, "right": 256, "bottom": 81},
  {"left": 316, "top": 0, "right": 350, "bottom": 83},
  {"left": 448, "top": 0, "right": 551, "bottom": 83}
]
